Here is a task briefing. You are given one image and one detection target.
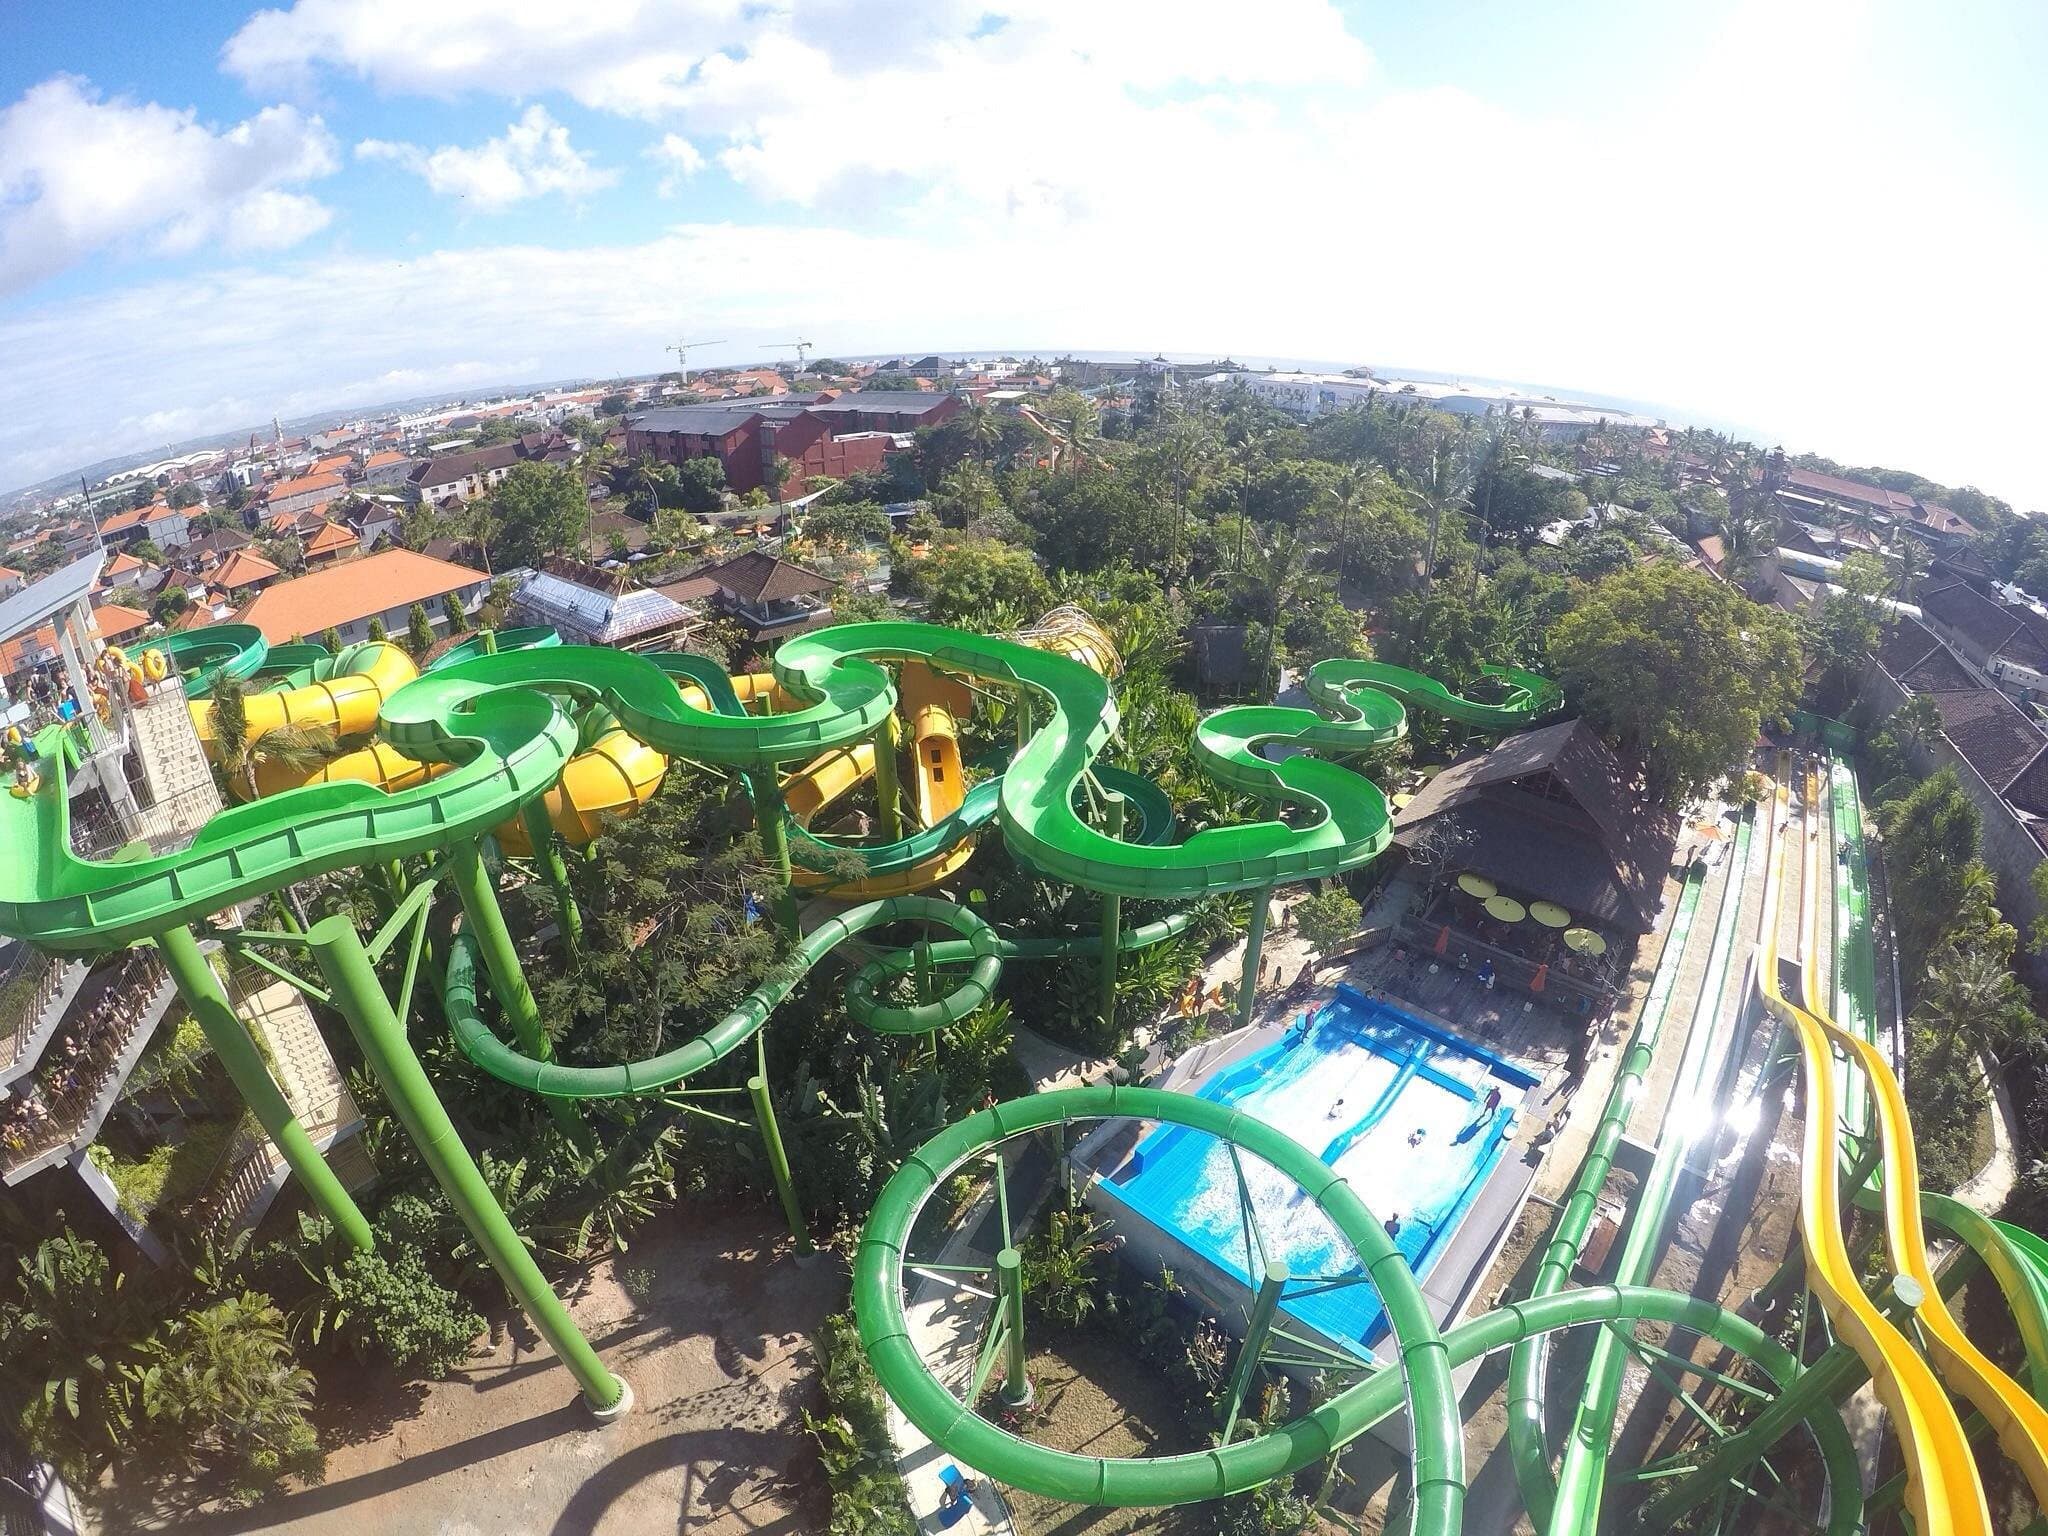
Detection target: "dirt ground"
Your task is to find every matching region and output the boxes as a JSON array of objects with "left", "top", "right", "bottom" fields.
[
  {"left": 156, "top": 1203, "right": 844, "bottom": 1536},
  {"left": 1000, "top": 1330, "right": 1204, "bottom": 1536}
]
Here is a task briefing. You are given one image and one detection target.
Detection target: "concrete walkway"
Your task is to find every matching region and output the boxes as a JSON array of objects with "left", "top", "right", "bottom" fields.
[{"left": 1955, "top": 1052, "right": 2019, "bottom": 1215}]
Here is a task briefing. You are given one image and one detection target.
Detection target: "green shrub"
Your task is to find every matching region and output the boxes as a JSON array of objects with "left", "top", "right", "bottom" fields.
[
  {"left": 806, "top": 1311, "right": 914, "bottom": 1536},
  {"left": 312, "top": 1197, "right": 483, "bottom": 1378}
]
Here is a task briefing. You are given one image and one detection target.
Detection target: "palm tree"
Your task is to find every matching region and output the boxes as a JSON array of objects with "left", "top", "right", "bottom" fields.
[
  {"left": 1889, "top": 532, "right": 1929, "bottom": 600},
  {"left": 1403, "top": 444, "right": 1474, "bottom": 594},
  {"left": 962, "top": 402, "right": 1003, "bottom": 467},
  {"left": 1246, "top": 524, "right": 1319, "bottom": 699},
  {"left": 208, "top": 674, "right": 337, "bottom": 799},
  {"left": 1155, "top": 413, "right": 1218, "bottom": 578},
  {"left": 1915, "top": 946, "right": 2040, "bottom": 1075}
]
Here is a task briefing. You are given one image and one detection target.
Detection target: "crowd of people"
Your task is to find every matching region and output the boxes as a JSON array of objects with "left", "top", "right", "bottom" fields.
[{"left": 0, "top": 949, "right": 167, "bottom": 1167}]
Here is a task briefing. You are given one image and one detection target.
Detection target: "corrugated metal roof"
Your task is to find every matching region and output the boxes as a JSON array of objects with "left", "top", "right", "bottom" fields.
[
  {"left": 0, "top": 551, "right": 105, "bottom": 646},
  {"left": 513, "top": 569, "right": 695, "bottom": 645}
]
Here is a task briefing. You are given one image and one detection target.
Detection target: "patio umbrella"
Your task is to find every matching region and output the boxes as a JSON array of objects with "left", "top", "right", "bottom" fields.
[
  {"left": 1457, "top": 873, "right": 1498, "bottom": 898},
  {"left": 1529, "top": 900, "right": 1571, "bottom": 928},
  {"left": 1564, "top": 928, "right": 1607, "bottom": 955},
  {"left": 1484, "top": 895, "right": 1527, "bottom": 923}
]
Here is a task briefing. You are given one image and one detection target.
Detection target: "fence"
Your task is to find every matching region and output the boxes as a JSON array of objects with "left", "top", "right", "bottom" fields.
[{"left": 0, "top": 948, "right": 69, "bottom": 1075}]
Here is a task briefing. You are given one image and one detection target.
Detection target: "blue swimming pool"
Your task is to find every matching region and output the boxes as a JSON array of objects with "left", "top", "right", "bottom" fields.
[{"left": 1101, "top": 984, "right": 1536, "bottom": 1352}]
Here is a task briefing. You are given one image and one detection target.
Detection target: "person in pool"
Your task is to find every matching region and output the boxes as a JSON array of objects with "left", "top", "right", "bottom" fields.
[
  {"left": 1383, "top": 1213, "right": 1402, "bottom": 1238},
  {"left": 1408, "top": 1126, "right": 1427, "bottom": 1146},
  {"left": 1326, "top": 1096, "right": 1347, "bottom": 1119}
]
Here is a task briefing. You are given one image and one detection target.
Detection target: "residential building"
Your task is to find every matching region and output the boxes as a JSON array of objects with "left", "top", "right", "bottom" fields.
[
  {"left": 301, "top": 521, "right": 358, "bottom": 565},
  {"left": 213, "top": 548, "right": 283, "bottom": 598},
  {"left": 174, "top": 528, "right": 251, "bottom": 576},
  {"left": 511, "top": 557, "right": 700, "bottom": 648},
  {"left": 0, "top": 566, "right": 21, "bottom": 600},
  {"left": 1865, "top": 617, "right": 2048, "bottom": 972},
  {"left": 357, "top": 450, "right": 416, "bottom": 489},
  {"left": 90, "top": 602, "right": 150, "bottom": 644},
  {"left": 341, "top": 499, "right": 404, "bottom": 550},
  {"left": 1916, "top": 580, "right": 2048, "bottom": 705},
  {"left": 625, "top": 388, "right": 960, "bottom": 498},
  {"left": 265, "top": 472, "right": 347, "bottom": 521},
  {"left": 234, "top": 548, "right": 490, "bottom": 645},
  {"left": 408, "top": 443, "right": 522, "bottom": 507}
]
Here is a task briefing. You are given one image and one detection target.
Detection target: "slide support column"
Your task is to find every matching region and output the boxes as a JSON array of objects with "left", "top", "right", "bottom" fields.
[
  {"left": 1221, "top": 1260, "right": 1290, "bottom": 1440},
  {"left": 520, "top": 799, "right": 583, "bottom": 962},
  {"left": 159, "top": 925, "right": 373, "bottom": 1253},
  {"left": 1236, "top": 886, "right": 1274, "bottom": 1032},
  {"left": 1097, "top": 792, "right": 1126, "bottom": 1035},
  {"left": 745, "top": 767, "right": 797, "bottom": 933},
  {"left": 997, "top": 1247, "right": 1033, "bottom": 1408},
  {"left": 451, "top": 838, "right": 581, "bottom": 1137},
  {"left": 307, "top": 914, "right": 629, "bottom": 1416},
  {"left": 749, "top": 1033, "right": 812, "bottom": 1254},
  {"left": 873, "top": 711, "right": 902, "bottom": 843}
]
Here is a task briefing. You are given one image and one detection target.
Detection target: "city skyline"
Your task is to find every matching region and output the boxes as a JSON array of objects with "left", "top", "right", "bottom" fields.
[{"left": 4, "top": 1, "right": 2047, "bottom": 506}]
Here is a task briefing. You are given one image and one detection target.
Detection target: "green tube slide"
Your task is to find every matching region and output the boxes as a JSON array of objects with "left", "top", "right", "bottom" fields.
[
  {"left": 152, "top": 623, "right": 270, "bottom": 692},
  {"left": 442, "top": 894, "right": 1196, "bottom": 1098},
  {"left": 853, "top": 1085, "right": 1857, "bottom": 1524},
  {"left": 1304, "top": 657, "right": 1562, "bottom": 732},
  {"left": 1505, "top": 858, "right": 1708, "bottom": 1530},
  {"left": 1546, "top": 810, "right": 1779, "bottom": 1534},
  {"left": 428, "top": 626, "right": 562, "bottom": 672}
]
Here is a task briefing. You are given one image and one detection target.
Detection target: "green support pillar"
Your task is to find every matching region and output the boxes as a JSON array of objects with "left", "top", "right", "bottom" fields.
[
  {"left": 158, "top": 925, "right": 373, "bottom": 1253},
  {"left": 745, "top": 767, "right": 797, "bottom": 933},
  {"left": 1097, "top": 792, "right": 1126, "bottom": 1035},
  {"left": 520, "top": 800, "right": 582, "bottom": 961},
  {"left": 304, "top": 914, "right": 629, "bottom": 1417},
  {"left": 450, "top": 839, "right": 581, "bottom": 1137},
  {"left": 480, "top": 627, "right": 497, "bottom": 656},
  {"left": 1236, "top": 886, "right": 1274, "bottom": 1031},
  {"left": 996, "top": 1247, "right": 1033, "bottom": 1408},
  {"left": 1221, "top": 1260, "right": 1290, "bottom": 1439},
  {"left": 873, "top": 711, "right": 902, "bottom": 842},
  {"left": 747, "top": 1060, "right": 813, "bottom": 1255},
  {"left": 1013, "top": 691, "right": 1031, "bottom": 753}
]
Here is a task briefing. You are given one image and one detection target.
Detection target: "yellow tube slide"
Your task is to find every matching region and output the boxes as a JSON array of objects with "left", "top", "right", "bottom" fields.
[
  {"left": 193, "top": 641, "right": 419, "bottom": 757},
  {"left": 783, "top": 742, "right": 876, "bottom": 827}
]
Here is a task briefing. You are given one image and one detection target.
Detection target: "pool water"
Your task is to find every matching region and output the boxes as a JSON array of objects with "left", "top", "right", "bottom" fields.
[{"left": 1103, "top": 984, "right": 1534, "bottom": 1352}]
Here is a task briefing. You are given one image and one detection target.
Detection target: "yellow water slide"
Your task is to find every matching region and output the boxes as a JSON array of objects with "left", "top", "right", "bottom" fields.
[
  {"left": 1794, "top": 761, "right": 2048, "bottom": 1515},
  {"left": 193, "top": 641, "right": 419, "bottom": 756},
  {"left": 1761, "top": 756, "right": 1989, "bottom": 1535}
]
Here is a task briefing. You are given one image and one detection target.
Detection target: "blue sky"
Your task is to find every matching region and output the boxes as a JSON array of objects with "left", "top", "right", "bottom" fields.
[{"left": 3, "top": 0, "right": 2046, "bottom": 506}]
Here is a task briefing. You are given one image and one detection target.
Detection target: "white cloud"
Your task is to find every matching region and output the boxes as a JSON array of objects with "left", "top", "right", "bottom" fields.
[
  {"left": 356, "top": 106, "right": 616, "bottom": 209},
  {"left": 645, "top": 133, "right": 705, "bottom": 197},
  {"left": 0, "top": 75, "right": 336, "bottom": 295}
]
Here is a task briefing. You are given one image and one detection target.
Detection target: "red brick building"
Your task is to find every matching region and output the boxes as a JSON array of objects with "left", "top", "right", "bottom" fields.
[{"left": 624, "top": 389, "right": 960, "bottom": 497}]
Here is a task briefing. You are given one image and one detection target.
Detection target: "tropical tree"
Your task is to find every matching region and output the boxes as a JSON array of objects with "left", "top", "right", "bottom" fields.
[
  {"left": 1549, "top": 562, "right": 1802, "bottom": 804},
  {"left": 405, "top": 602, "right": 435, "bottom": 661},
  {"left": 208, "top": 673, "right": 337, "bottom": 799}
]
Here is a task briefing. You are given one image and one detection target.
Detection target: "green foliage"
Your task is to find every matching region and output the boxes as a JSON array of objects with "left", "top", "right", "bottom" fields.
[
  {"left": 896, "top": 535, "right": 1051, "bottom": 626},
  {"left": 805, "top": 500, "right": 891, "bottom": 547},
  {"left": 1550, "top": 563, "right": 1802, "bottom": 804},
  {"left": 442, "top": 593, "right": 469, "bottom": 634},
  {"left": 404, "top": 601, "right": 436, "bottom": 661},
  {"left": 318, "top": 625, "right": 342, "bottom": 654},
  {"left": 366, "top": 615, "right": 388, "bottom": 642},
  {"left": 1881, "top": 768, "right": 1984, "bottom": 967},
  {"left": 487, "top": 461, "right": 591, "bottom": 571},
  {"left": 1293, "top": 888, "right": 1362, "bottom": 955},
  {"left": 1022, "top": 1204, "right": 1117, "bottom": 1330},
  {"left": 311, "top": 1198, "right": 483, "bottom": 1378},
  {"left": 806, "top": 1311, "right": 915, "bottom": 1536},
  {"left": 130, "top": 1292, "right": 323, "bottom": 1504}
]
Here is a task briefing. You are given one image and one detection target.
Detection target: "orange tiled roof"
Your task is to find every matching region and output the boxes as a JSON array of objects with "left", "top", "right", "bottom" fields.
[
  {"left": 266, "top": 472, "right": 345, "bottom": 504},
  {"left": 91, "top": 602, "right": 150, "bottom": 641},
  {"left": 364, "top": 450, "right": 408, "bottom": 468},
  {"left": 99, "top": 506, "right": 147, "bottom": 533},
  {"left": 142, "top": 503, "right": 184, "bottom": 523},
  {"left": 235, "top": 548, "right": 488, "bottom": 643},
  {"left": 0, "top": 624, "right": 57, "bottom": 675},
  {"left": 214, "top": 549, "right": 282, "bottom": 590},
  {"left": 311, "top": 454, "right": 353, "bottom": 475},
  {"left": 0, "top": 564, "right": 24, "bottom": 581},
  {"left": 302, "top": 521, "right": 356, "bottom": 560},
  {"left": 104, "top": 551, "right": 146, "bottom": 577}
]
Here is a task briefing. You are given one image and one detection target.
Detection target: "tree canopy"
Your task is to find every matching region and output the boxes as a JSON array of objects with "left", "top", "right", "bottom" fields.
[{"left": 1549, "top": 563, "right": 1802, "bottom": 803}]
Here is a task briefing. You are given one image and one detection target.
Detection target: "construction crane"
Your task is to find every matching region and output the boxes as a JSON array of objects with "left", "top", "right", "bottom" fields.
[
  {"left": 667, "top": 337, "right": 727, "bottom": 385},
  {"left": 769, "top": 339, "right": 814, "bottom": 372}
]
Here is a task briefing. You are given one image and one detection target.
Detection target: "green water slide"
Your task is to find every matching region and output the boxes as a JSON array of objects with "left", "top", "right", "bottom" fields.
[
  {"left": 1543, "top": 810, "right": 1782, "bottom": 1533},
  {"left": 1306, "top": 658, "right": 1562, "bottom": 732},
  {"left": 152, "top": 623, "right": 270, "bottom": 691},
  {"left": 852, "top": 1086, "right": 1857, "bottom": 1526}
]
